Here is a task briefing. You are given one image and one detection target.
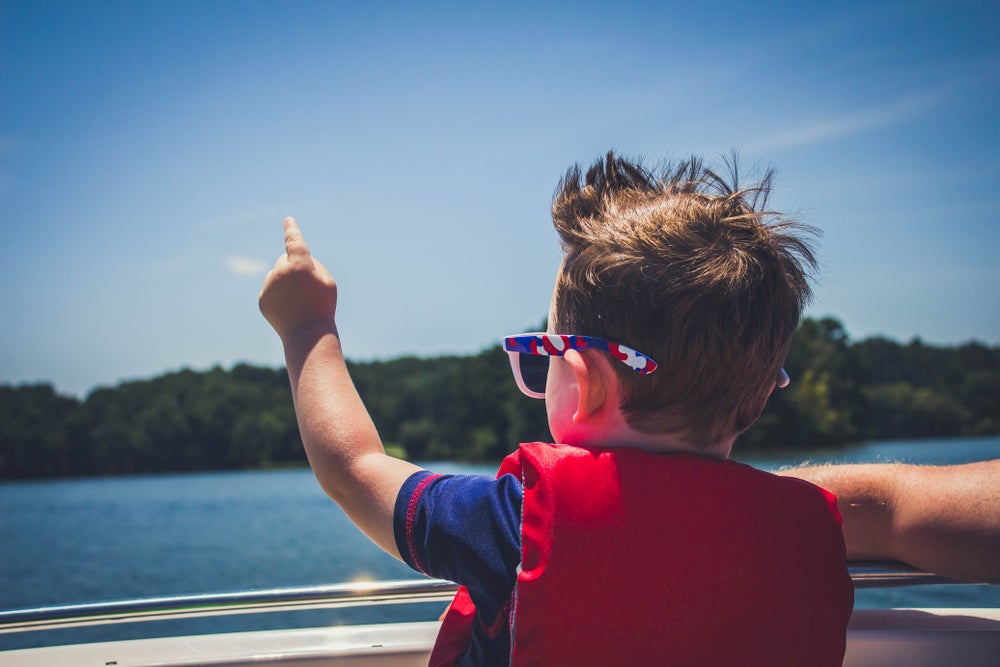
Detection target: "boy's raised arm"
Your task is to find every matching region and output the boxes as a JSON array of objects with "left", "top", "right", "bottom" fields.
[
  {"left": 259, "top": 217, "right": 423, "bottom": 560},
  {"left": 782, "top": 460, "right": 1000, "bottom": 584}
]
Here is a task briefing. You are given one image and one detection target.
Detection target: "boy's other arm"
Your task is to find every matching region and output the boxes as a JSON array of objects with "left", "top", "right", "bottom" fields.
[
  {"left": 259, "top": 218, "right": 423, "bottom": 560},
  {"left": 781, "top": 460, "right": 1000, "bottom": 584}
]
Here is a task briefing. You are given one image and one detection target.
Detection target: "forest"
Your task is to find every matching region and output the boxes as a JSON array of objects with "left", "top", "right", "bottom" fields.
[{"left": 1, "top": 317, "right": 998, "bottom": 479}]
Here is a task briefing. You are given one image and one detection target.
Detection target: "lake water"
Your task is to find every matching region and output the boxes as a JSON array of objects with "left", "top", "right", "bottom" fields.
[{"left": 2, "top": 436, "right": 998, "bottom": 649}]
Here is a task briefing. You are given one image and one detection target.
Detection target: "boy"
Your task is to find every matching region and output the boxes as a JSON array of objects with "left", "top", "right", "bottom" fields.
[{"left": 259, "top": 153, "right": 854, "bottom": 666}]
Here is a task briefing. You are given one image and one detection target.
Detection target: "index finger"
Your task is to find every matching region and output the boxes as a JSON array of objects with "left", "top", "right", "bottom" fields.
[{"left": 283, "top": 217, "right": 311, "bottom": 261}]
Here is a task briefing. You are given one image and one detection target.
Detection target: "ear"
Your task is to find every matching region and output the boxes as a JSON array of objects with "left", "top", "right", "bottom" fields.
[{"left": 562, "top": 348, "right": 611, "bottom": 424}]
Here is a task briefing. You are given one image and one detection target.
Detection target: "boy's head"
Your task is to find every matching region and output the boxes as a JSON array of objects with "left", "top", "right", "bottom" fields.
[{"left": 549, "top": 152, "right": 817, "bottom": 448}]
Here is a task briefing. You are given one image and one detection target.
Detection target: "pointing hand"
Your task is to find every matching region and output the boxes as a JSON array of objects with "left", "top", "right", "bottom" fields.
[{"left": 259, "top": 217, "right": 338, "bottom": 340}]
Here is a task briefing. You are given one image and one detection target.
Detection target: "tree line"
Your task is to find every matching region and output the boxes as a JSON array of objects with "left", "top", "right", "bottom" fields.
[{"left": 1, "top": 317, "right": 998, "bottom": 479}]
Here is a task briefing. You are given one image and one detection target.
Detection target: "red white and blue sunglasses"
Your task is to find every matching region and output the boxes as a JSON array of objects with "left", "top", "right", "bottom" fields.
[
  {"left": 503, "top": 333, "right": 658, "bottom": 399},
  {"left": 503, "top": 332, "right": 790, "bottom": 399}
]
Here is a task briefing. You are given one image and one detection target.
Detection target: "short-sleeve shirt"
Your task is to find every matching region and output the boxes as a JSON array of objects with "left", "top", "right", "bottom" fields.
[{"left": 393, "top": 470, "right": 522, "bottom": 665}]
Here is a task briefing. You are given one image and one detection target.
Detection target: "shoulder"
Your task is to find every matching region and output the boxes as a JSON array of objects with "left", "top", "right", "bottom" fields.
[
  {"left": 393, "top": 469, "right": 523, "bottom": 575},
  {"left": 721, "top": 460, "right": 842, "bottom": 518}
]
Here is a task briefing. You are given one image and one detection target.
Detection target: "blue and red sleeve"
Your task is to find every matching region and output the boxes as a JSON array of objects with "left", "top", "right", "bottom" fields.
[{"left": 393, "top": 470, "right": 522, "bottom": 624}]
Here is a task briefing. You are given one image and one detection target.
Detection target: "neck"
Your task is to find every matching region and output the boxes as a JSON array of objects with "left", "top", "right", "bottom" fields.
[
  {"left": 560, "top": 414, "right": 734, "bottom": 460},
  {"left": 603, "top": 433, "right": 732, "bottom": 460}
]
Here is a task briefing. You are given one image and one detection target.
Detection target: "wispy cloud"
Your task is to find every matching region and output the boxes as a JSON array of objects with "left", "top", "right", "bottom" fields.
[
  {"left": 747, "top": 87, "right": 951, "bottom": 152},
  {"left": 226, "top": 255, "right": 269, "bottom": 276}
]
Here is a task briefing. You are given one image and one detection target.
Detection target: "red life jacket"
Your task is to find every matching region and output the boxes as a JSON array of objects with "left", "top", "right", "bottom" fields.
[{"left": 431, "top": 443, "right": 853, "bottom": 667}]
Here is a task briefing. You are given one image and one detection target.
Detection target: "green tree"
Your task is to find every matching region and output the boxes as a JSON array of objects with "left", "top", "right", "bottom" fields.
[
  {"left": 0, "top": 384, "right": 78, "bottom": 477},
  {"left": 2, "top": 322, "right": 997, "bottom": 480},
  {"left": 742, "top": 317, "right": 864, "bottom": 449}
]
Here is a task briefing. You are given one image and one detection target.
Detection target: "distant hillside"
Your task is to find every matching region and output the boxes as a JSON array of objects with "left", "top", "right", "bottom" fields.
[{"left": 2, "top": 318, "right": 998, "bottom": 479}]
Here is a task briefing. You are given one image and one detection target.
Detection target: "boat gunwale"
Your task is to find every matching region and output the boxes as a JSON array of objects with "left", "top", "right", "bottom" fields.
[
  {"left": 0, "top": 562, "right": 975, "bottom": 635},
  {"left": 0, "top": 579, "right": 459, "bottom": 634}
]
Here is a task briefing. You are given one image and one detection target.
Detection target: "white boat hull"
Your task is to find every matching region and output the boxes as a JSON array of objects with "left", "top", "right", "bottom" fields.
[{"left": 2, "top": 608, "right": 998, "bottom": 667}]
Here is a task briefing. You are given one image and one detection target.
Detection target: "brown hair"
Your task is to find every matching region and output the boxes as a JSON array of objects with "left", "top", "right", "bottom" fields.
[{"left": 550, "top": 152, "right": 817, "bottom": 447}]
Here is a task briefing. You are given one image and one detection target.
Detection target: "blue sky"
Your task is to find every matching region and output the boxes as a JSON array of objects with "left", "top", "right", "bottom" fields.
[{"left": 1, "top": 0, "right": 998, "bottom": 397}]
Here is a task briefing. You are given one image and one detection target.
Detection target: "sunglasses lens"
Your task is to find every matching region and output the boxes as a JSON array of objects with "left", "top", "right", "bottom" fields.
[{"left": 518, "top": 353, "right": 549, "bottom": 395}]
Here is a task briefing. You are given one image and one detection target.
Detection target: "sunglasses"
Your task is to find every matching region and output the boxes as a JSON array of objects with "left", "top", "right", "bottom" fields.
[
  {"left": 503, "top": 333, "right": 658, "bottom": 399},
  {"left": 503, "top": 332, "right": 791, "bottom": 399}
]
